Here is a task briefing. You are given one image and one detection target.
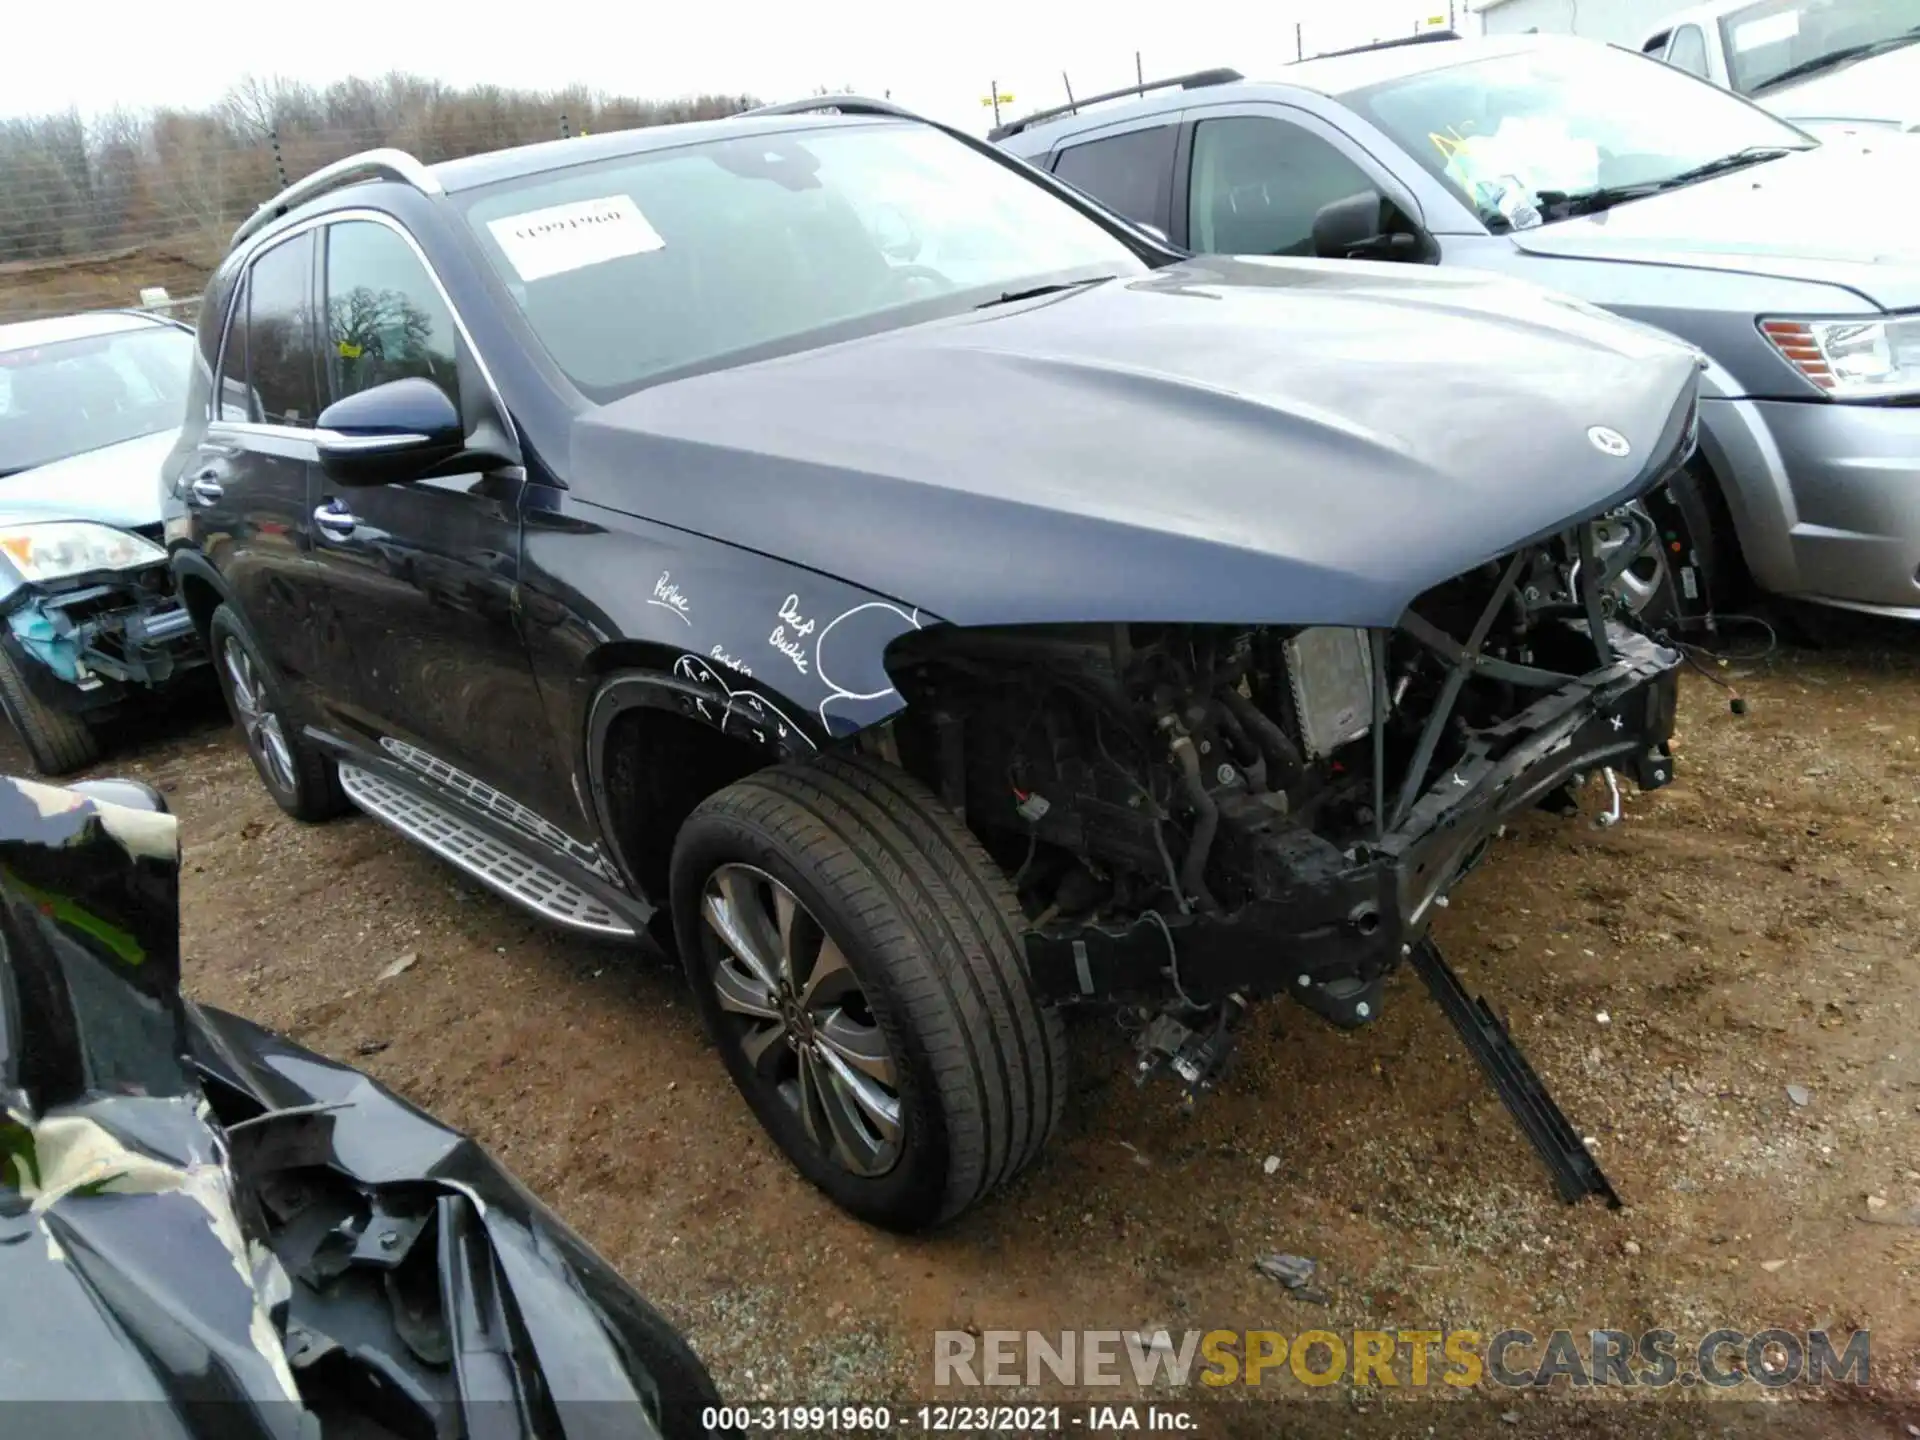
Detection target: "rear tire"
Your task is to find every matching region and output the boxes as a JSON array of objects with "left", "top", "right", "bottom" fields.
[
  {"left": 0, "top": 644, "right": 99, "bottom": 776},
  {"left": 671, "top": 752, "right": 1066, "bottom": 1232},
  {"left": 209, "top": 604, "right": 348, "bottom": 822}
]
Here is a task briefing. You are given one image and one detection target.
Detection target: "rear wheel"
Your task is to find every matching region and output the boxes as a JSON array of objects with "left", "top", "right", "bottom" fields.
[
  {"left": 0, "top": 644, "right": 98, "bottom": 776},
  {"left": 671, "top": 752, "right": 1066, "bottom": 1232},
  {"left": 209, "top": 604, "right": 347, "bottom": 821}
]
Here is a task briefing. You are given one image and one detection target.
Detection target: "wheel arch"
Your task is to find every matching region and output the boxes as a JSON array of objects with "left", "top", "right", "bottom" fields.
[
  {"left": 583, "top": 656, "right": 823, "bottom": 911},
  {"left": 171, "top": 551, "right": 232, "bottom": 643}
]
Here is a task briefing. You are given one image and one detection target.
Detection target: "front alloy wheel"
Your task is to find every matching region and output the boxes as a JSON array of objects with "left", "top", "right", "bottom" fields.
[
  {"left": 671, "top": 754, "right": 1066, "bottom": 1231},
  {"left": 700, "top": 864, "right": 903, "bottom": 1177}
]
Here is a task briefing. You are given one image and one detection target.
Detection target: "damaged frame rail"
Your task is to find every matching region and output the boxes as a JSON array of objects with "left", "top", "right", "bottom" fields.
[{"left": 1023, "top": 524, "right": 1682, "bottom": 1207}]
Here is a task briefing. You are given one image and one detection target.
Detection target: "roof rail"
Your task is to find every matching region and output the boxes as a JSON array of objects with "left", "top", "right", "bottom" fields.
[
  {"left": 988, "top": 68, "right": 1242, "bottom": 142},
  {"left": 745, "top": 95, "right": 927, "bottom": 122},
  {"left": 231, "top": 148, "right": 442, "bottom": 249},
  {"left": 1303, "top": 29, "right": 1463, "bottom": 62}
]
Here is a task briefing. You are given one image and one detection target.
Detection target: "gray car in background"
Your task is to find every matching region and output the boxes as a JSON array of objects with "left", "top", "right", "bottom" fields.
[
  {"left": 997, "top": 33, "right": 1920, "bottom": 623},
  {"left": 0, "top": 311, "right": 205, "bottom": 772}
]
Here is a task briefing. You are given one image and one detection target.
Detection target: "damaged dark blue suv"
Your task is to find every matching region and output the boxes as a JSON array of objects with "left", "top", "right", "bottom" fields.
[{"left": 164, "top": 97, "right": 1700, "bottom": 1230}]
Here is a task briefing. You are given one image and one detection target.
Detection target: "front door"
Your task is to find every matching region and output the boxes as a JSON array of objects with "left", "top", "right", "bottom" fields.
[
  {"left": 192, "top": 231, "right": 332, "bottom": 709},
  {"left": 1178, "top": 105, "right": 1407, "bottom": 257},
  {"left": 304, "top": 216, "right": 561, "bottom": 833}
]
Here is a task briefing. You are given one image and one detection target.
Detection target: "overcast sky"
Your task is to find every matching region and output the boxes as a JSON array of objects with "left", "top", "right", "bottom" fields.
[{"left": 5, "top": 0, "right": 1480, "bottom": 134}]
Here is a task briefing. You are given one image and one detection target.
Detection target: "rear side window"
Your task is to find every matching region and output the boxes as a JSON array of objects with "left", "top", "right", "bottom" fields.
[
  {"left": 321, "top": 220, "right": 462, "bottom": 409},
  {"left": 1050, "top": 125, "right": 1178, "bottom": 231},
  {"left": 216, "top": 272, "right": 251, "bottom": 422},
  {"left": 1187, "top": 116, "right": 1375, "bottom": 258},
  {"left": 1665, "top": 25, "right": 1710, "bottom": 77},
  {"left": 247, "top": 233, "right": 319, "bottom": 427}
]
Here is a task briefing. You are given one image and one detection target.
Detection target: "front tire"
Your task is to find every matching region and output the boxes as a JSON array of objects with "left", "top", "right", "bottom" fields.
[
  {"left": 209, "top": 604, "right": 347, "bottom": 822},
  {"left": 0, "top": 644, "right": 98, "bottom": 776},
  {"left": 670, "top": 753, "right": 1066, "bottom": 1232}
]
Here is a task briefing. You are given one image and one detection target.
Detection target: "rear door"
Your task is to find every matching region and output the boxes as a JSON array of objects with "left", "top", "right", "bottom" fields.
[
  {"left": 188, "top": 231, "right": 333, "bottom": 703},
  {"left": 303, "top": 214, "right": 560, "bottom": 821},
  {"left": 1044, "top": 119, "right": 1183, "bottom": 237}
]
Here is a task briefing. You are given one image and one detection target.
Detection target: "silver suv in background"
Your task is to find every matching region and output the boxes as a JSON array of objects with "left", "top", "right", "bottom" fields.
[{"left": 996, "top": 33, "right": 1920, "bottom": 624}]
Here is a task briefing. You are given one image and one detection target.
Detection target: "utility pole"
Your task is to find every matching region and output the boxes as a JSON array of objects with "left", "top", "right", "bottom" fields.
[
  {"left": 1136, "top": 50, "right": 1144, "bottom": 87},
  {"left": 1295, "top": 21, "right": 1304, "bottom": 60}
]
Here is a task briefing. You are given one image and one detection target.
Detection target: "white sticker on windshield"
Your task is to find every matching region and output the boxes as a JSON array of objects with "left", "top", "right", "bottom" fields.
[
  {"left": 1732, "top": 10, "right": 1799, "bottom": 51},
  {"left": 486, "top": 195, "right": 663, "bottom": 282}
]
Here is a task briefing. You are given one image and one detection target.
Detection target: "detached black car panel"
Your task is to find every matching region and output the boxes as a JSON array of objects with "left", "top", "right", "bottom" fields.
[
  {"left": 163, "top": 104, "right": 1697, "bottom": 1230},
  {"left": 0, "top": 776, "right": 721, "bottom": 1438}
]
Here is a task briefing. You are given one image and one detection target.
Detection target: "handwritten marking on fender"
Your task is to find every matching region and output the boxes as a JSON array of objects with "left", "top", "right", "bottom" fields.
[
  {"left": 814, "top": 601, "right": 924, "bottom": 727},
  {"left": 709, "top": 644, "right": 753, "bottom": 677},
  {"left": 768, "top": 593, "right": 816, "bottom": 674},
  {"left": 647, "top": 571, "right": 692, "bottom": 626},
  {"left": 672, "top": 654, "right": 814, "bottom": 751}
]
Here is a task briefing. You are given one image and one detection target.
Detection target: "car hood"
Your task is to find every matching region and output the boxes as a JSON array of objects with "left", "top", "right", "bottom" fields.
[
  {"left": 1509, "top": 139, "right": 1920, "bottom": 308},
  {"left": 0, "top": 427, "right": 176, "bottom": 530},
  {"left": 1758, "top": 41, "right": 1920, "bottom": 130},
  {"left": 572, "top": 257, "right": 1700, "bottom": 629}
]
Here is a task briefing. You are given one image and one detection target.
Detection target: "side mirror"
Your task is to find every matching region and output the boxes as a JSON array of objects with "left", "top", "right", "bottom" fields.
[
  {"left": 1311, "top": 190, "right": 1429, "bottom": 263},
  {"left": 315, "top": 377, "right": 467, "bottom": 487}
]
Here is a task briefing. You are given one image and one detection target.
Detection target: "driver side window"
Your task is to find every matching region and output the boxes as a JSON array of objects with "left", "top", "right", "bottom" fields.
[
  {"left": 1665, "top": 25, "right": 1711, "bottom": 77},
  {"left": 320, "top": 220, "right": 462, "bottom": 411},
  {"left": 1187, "top": 116, "right": 1376, "bottom": 258}
]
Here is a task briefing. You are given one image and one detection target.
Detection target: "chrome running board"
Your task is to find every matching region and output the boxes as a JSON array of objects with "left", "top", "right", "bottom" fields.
[{"left": 338, "top": 764, "right": 636, "bottom": 939}]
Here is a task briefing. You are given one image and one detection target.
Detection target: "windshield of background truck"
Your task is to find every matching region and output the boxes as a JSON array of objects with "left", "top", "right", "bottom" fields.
[{"left": 1718, "top": 0, "right": 1920, "bottom": 94}]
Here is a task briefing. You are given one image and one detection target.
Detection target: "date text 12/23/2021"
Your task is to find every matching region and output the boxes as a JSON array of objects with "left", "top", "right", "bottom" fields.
[{"left": 701, "top": 1406, "right": 1198, "bottom": 1433}]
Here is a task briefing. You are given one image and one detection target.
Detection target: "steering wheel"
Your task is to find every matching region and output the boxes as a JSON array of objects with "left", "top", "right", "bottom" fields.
[{"left": 887, "top": 264, "right": 955, "bottom": 294}]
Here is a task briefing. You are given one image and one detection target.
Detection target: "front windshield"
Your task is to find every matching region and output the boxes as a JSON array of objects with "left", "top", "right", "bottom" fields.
[
  {"left": 1717, "top": 0, "right": 1920, "bottom": 94},
  {"left": 462, "top": 120, "right": 1145, "bottom": 399},
  {"left": 0, "top": 323, "right": 193, "bottom": 477},
  {"left": 1344, "top": 42, "right": 1814, "bottom": 232}
]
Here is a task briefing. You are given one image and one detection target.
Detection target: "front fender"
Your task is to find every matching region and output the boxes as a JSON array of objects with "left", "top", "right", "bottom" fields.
[{"left": 528, "top": 497, "right": 941, "bottom": 752}]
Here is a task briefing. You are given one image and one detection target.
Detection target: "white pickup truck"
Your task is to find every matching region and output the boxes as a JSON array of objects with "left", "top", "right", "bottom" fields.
[{"left": 1480, "top": 0, "right": 1920, "bottom": 133}]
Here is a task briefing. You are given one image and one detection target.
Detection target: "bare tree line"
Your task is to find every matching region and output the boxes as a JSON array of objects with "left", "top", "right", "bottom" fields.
[{"left": 0, "top": 72, "right": 761, "bottom": 279}]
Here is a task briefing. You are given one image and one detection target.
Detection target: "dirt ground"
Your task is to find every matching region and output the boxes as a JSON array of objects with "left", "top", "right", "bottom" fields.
[
  {"left": 0, "top": 245, "right": 213, "bottom": 322},
  {"left": 25, "top": 623, "right": 1920, "bottom": 1438}
]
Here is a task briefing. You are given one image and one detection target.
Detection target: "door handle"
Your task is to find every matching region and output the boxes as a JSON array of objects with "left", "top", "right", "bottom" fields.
[
  {"left": 313, "top": 501, "right": 358, "bottom": 539},
  {"left": 189, "top": 474, "right": 224, "bottom": 505}
]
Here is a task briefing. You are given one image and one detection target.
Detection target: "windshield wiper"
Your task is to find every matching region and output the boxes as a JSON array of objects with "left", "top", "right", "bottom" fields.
[
  {"left": 1652, "top": 143, "right": 1807, "bottom": 187},
  {"left": 1532, "top": 145, "right": 1805, "bottom": 221},
  {"left": 974, "top": 276, "right": 1112, "bottom": 310},
  {"left": 1754, "top": 24, "right": 1920, "bottom": 92}
]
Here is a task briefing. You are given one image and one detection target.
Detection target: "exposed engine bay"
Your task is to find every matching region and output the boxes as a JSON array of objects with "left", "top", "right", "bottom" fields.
[
  {"left": 4, "top": 556, "right": 200, "bottom": 695},
  {"left": 887, "top": 507, "right": 1682, "bottom": 1205}
]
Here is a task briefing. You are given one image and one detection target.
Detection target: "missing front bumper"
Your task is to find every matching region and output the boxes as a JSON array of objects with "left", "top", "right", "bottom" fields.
[
  {"left": 4, "top": 576, "right": 206, "bottom": 714},
  {"left": 1024, "top": 624, "right": 1680, "bottom": 1018}
]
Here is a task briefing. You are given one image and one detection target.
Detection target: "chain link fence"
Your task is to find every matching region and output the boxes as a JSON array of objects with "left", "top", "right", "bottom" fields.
[{"left": 0, "top": 76, "right": 760, "bottom": 326}]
